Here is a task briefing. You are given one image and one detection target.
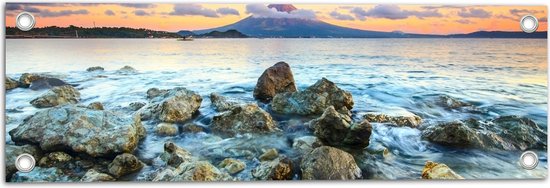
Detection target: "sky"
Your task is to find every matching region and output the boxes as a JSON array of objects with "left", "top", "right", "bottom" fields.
[{"left": 4, "top": 3, "right": 548, "bottom": 35}]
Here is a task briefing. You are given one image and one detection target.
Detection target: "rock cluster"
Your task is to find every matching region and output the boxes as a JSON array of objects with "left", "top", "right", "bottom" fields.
[
  {"left": 309, "top": 106, "right": 372, "bottom": 148},
  {"left": 422, "top": 116, "right": 547, "bottom": 151}
]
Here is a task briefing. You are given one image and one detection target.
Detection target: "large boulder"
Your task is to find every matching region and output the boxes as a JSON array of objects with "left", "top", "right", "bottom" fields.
[
  {"left": 30, "top": 85, "right": 80, "bottom": 108},
  {"left": 422, "top": 116, "right": 546, "bottom": 151},
  {"left": 211, "top": 104, "right": 279, "bottom": 137},
  {"left": 421, "top": 161, "right": 464, "bottom": 179},
  {"left": 108, "top": 153, "right": 144, "bottom": 178},
  {"left": 5, "top": 144, "right": 42, "bottom": 179},
  {"left": 300, "top": 146, "right": 362, "bottom": 180},
  {"left": 210, "top": 92, "right": 238, "bottom": 112},
  {"left": 253, "top": 62, "right": 297, "bottom": 102},
  {"left": 141, "top": 87, "right": 202, "bottom": 123},
  {"left": 363, "top": 113, "right": 422, "bottom": 128},
  {"left": 309, "top": 106, "right": 372, "bottom": 148},
  {"left": 272, "top": 78, "right": 353, "bottom": 115},
  {"left": 6, "top": 77, "right": 19, "bottom": 90},
  {"left": 9, "top": 105, "right": 145, "bottom": 157}
]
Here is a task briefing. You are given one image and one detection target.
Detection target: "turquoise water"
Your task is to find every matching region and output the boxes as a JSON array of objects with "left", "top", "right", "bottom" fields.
[{"left": 5, "top": 38, "right": 548, "bottom": 179}]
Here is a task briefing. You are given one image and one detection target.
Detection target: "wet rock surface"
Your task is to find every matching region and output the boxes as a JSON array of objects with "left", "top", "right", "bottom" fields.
[
  {"left": 300, "top": 146, "right": 362, "bottom": 180},
  {"left": 9, "top": 105, "right": 145, "bottom": 157},
  {"left": 309, "top": 106, "right": 372, "bottom": 148},
  {"left": 87, "top": 102, "right": 104, "bottom": 110},
  {"left": 129, "top": 102, "right": 146, "bottom": 111},
  {"left": 272, "top": 78, "right": 353, "bottom": 115},
  {"left": 108, "top": 153, "right": 144, "bottom": 178},
  {"left": 155, "top": 123, "right": 179, "bottom": 136},
  {"left": 38, "top": 152, "right": 73, "bottom": 168},
  {"left": 422, "top": 116, "right": 547, "bottom": 151},
  {"left": 29, "top": 78, "right": 70, "bottom": 90},
  {"left": 253, "top": 62, "right": 297, "bottom": 102},
  {"left": 421, "top": 161, "right": 464, "bottom": 179},
  {"left": 30, "top": 85, "right": 80, "bottom": 108},
  {"left": 210, "top": 92, "right": 239, "bottom": 112},
  {"left": 6, "top": 77, "right": 19, "bottom": 90},
  {"left": 211, "top": 104, "right": 279, "bottom": 137},
  {"left": 292, "top": 136, "right": 323, "bottom": 154},
  {"left": 11, "top": 167, "right": 76, "bottom": 182},
  {"left": 364, "top": 113, "right": 422, "bottom": 128},
  {"left": 141, "top": 87, "right": 202, "bottom": 123}
]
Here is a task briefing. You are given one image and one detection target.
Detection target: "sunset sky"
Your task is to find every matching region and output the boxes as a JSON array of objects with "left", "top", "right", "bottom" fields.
[{"left": 5, "top": 3, "right": 548, "bottom": 34}]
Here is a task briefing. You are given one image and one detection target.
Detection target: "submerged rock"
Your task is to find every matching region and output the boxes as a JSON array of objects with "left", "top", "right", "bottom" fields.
[
  {"left": 292, "top": 136, "right": 323, "bottom": 154},
  {"left": 80, "top": 169, "right": 115, "bottom": 182},
  {"left": 141, "top": 87, "right": 202, "bottom": 123},
  {"left": 253, "top": 62, "right": 297, "bottom": 102},
  {"left": 5, "top": 144, "right": 42, "bottom": 179},
  {"left": 108, "top": 153, "right": 144, "bottom": 178},
  {"left": 30, "top": 85, "right": 80, "bottom": 108},
  {"left": 252, "top": 156, "right": 293, "bottom": 180},
  {"left": 6, "top": 77, "right": 19, "bottom": 90},
  {"left": 9, "top": 105, "right": 145, "bottom": 157},
  {"left": 272, "top": 78, "right": 353, "bottom": 115},
  {"left": 211, "top": 104, "right": 279, "bottom": 137},
  {"left": 210, "top": 92, "right": 238, "bottom": 111},
  {"left": 155, "top": 123, "right": 179, "bottom": 136},
  {"left": 309, "top": 106, "right": 372, "bottom": 148},
  {"left": 300, "top": 146, "right": 362, "bottom": 180},
  {"left": 181, "top": 123, "right": 205, "bottom": 133},
  {"left": 364, "top": 113, "right": 422, "bottom": 128},
  {"left": 218, "top": 158, "right": 246, "bottom": 174},
  {"left": 129, "top": 102, "right": 146, "bottom": 111},
  {"left": 87, "top": 102, "right": 104, "bottom": 110},
  {"left": 117, "top": 65, "right": 137, "bottom": 74},
  {"left": 29, "top": 78, "right": 70, "bottom": 90},
  {"left": 86, "top": 66, "right": 105, "bottom": 72},
  {"left": 153, "top": 142, "right": 232, "bottom": 181},
  {"left": 259, "top": 148, "right": 279, "bottom": 161},
  {"left": 422, "top": 116, "right": 546, "bottom": 151},
  {"left": 437, "top": 95, "right": 472, "bottom": 109},
  {"left": 421, "top": 161, "right": 464, "bottom": 179}
]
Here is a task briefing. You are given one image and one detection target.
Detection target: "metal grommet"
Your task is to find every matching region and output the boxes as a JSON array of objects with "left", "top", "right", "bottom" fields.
[
  {"left": 16, "top": 12, "right": 36, "bottom": 31},
  {"left": 15, "top": 153, "right": 36, "bottom": 173},
  {"left": 520, "top": 15, "right": 538, "bottom": 33},
  {"left": 519, "top": 151, "right": 539, "bottom": 170}
]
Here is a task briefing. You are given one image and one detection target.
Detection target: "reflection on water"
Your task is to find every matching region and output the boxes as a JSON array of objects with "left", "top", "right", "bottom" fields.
[{"left": 5, "top": 38, "right": 548, "bottom": 180}]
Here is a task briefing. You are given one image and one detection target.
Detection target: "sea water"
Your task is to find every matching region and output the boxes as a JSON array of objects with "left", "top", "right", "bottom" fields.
[{"left": 4, "top": 38, "right": 548, "bottom": 179}]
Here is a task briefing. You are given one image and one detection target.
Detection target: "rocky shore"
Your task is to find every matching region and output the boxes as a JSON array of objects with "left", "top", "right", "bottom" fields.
[{"left": 4, "top": 62, "right": 547, "bottom": 182}]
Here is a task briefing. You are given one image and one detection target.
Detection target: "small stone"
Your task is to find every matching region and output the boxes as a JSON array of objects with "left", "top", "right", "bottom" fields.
[
  {"left": 292, "top": 136, "right": 323, "bottom": 154},
  {"left": 155, "top": 123, "right": 179, "bottom": 136},
  {"left": 181, "top": 123, "right": 205, "bottom": 133},
  {"left": 108, "top": 153, "right": 144, "bottom": 178},
  {"left": 259, "top": 148, "right": 279, "bottom": 161},
  {"left": 421, "top": 161, "right": 464, "bottom": 179},
  {"left": 364, "top": 113, "right": 422, "bottom": 128},
  {"left": 129, "top": 102, "right": 146, "bottom": 111},
  {"left": 87, "top": 102, "right": 104, "bottom": 110},
  {"left": 218, "top": 158, "right": 246, "bottom": 174},
  {"left": 38, "top": 152, "right": 73, "bottom": 168},
  {"left": 252, "top": 156, "right": 293, "bottom": 180},
  {"left": 210, "top": 92, "right": 238, "bottom": 111},
  {"left": 160, "top": 142, "right": 193, "bottom": 167}
]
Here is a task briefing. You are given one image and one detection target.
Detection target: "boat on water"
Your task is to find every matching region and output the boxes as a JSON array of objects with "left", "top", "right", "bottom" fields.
[{"left": 177, "top": 36, "right": 194, "bottom": 41}]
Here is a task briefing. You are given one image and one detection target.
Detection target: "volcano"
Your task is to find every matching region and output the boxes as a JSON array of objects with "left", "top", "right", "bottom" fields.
[{"left": 185, "top": 4, "right": 418, "bottom": 38}]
